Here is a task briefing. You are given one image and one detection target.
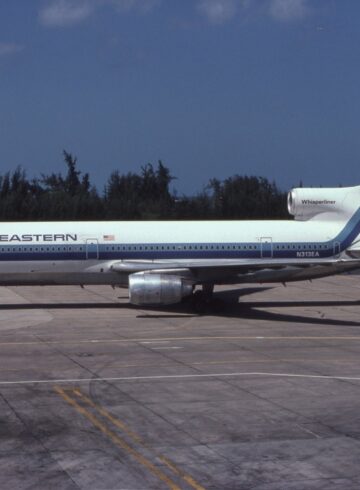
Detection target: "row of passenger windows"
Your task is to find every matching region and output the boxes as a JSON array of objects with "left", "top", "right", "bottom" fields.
[
  {"left": 104, "top": 244, "right": 258, "bottom": 251},
  {"left": 0, "top": 246, "right": 84, "bottom": 253},
  {"left": 103, "top": 244, "right": 327, "bottom": 251},
  {"left": 0, "top": 243, "right": 330, "bottom": 253},
  {"left": 0, "top": 245, "right": 256, "bottom": 253},
  {"left": 275, "top": 244, "right": 327, "bottom": 250}
]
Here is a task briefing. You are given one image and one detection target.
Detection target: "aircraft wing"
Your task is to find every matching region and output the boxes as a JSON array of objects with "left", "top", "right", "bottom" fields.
[
  {"left": 111, "top": 258, "right": 342, "bottom": 272},
  {"left": 110, "top": 258, "right": 360, "bottom": 284}
]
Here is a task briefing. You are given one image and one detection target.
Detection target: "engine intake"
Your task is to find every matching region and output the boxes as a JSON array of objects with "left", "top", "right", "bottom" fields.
[{"left": 129, "top": 273, "right": 193, "bottom": 305}]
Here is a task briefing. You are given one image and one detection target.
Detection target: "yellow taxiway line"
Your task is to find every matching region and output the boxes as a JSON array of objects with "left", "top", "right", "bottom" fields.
[
  {"left": 73, "top": 388, "right": 205, "bottom": 490},
  {"left": 55, "top": 385, "right": 205, "bottom": 490}
]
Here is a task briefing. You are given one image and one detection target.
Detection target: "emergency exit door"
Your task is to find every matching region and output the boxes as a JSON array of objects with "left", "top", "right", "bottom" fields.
[
  {"left": 260, "top": 237, "right": 273, "bottom": 258},
  {"left": 86, "top": 239, "right": 99, "bottom": 259}
]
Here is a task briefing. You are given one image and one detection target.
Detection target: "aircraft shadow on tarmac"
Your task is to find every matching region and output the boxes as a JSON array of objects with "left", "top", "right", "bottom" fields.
[
  {"left": 138, "top": 301, "right": 360, "bottom": 327},
  {"left": 221, "top": 301, "right": 360, "bottom": 327},
  {"left": 0, "top": 287, "right": 359, "bottom": 326},
  {"left": 137, "top": 288, "right": 360, "bottom": 327}
]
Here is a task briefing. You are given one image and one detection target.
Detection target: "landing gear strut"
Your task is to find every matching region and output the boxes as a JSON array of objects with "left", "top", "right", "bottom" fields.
[{"left": 190, "top": 284, "right": 224, "bottom": 314}]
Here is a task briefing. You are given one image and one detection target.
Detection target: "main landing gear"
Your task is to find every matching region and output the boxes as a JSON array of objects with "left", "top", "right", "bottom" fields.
[{"left": 188, "top": 284, "right": 224, "bottom": 314}]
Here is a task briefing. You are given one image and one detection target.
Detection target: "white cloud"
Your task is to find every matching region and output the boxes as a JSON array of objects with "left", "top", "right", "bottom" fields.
[
  {"left": 39, "top": 0, "right": 160, "bottom": 27},
  {"left": 197, "top": 0, "right": 238, "bottom": 24},
  {"left": 196, "top": 0, "right": 313, "bottom": 25},
  {"left": 39, "top": 0, "right": 95, "bottom": 27},
  {"left": 0, "top": 43, "right": 24, "bottom": 57},
  {"left": 39, "top": 0, "right": 312, "bottom": 29},
  {"left": 110, "top": 0, "right": 160, "bottom": 13},
  {"left": 269, "top": 0, "right": 308, "bottom": 22}
]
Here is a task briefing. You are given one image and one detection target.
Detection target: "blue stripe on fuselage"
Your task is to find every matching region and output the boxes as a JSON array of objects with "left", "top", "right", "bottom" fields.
[{"left": 333, "top": 207, "right": 360, "bottom": 249}]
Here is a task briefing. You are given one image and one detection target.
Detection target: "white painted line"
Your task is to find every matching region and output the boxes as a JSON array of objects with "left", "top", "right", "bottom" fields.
[
  {"left": 1, "top": 336, "right": 360, "bottom": 347},
  {"left": 1, "top": 371, "right": 360, "bottom": 386},
  {"left": 295, "top": 424, "right": 321, "bottom": 439},
  {"left": 140, "top": 341, "right": 170, "bottom": 344},
  {"left": 152, "top": 347, "right": 183, "bottom": 350}
]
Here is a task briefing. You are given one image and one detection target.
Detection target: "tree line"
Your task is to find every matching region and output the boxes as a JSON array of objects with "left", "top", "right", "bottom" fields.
[{"left": 0, "top": 151, "right": 288, "bottom": 221}]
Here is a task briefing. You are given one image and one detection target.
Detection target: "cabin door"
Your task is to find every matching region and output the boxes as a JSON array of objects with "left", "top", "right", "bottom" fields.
[
  {"left": 260, "top": 237, "right": 273, "bottom": 258},
  {"left": 333, "top": 241, "right": 341, "bottom": 258},
  {"left": 86, "top": 239, "right": 99, "bottom": 259}
]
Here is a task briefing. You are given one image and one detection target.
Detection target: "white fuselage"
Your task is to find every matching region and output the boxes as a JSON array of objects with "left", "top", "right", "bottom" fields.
[{"left": 0, "top": 214, "right": 358, "bottom": 286}]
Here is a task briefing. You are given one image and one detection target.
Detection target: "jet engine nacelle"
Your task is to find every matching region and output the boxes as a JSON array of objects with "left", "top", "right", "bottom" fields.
[
  {"left": 287, "top": 186, "right": 359, "bottom": 221},
  {"left": 129, "top": 273, "right": 193, "bottom": 305}
]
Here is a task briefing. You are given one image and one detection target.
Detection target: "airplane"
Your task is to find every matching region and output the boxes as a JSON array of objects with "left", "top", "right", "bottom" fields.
[{"left": 0, "top": 184, "right": 359, "bottom": 309}]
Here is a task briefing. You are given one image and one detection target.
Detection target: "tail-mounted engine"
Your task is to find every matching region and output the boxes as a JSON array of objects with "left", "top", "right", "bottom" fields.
[
  {"left": 129, "top": 273, "right": 193, "bottom": 305},
  {"left": 287, "top": 186, "right": 360, "bottom": 221}
]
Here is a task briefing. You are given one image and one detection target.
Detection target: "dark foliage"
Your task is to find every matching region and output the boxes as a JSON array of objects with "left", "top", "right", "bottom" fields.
[{"left": 0, "top": 152, "right": 288, "bottom": 221}]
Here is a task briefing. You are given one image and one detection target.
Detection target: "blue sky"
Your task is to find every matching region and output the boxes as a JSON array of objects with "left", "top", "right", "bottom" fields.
[{"left": 0, "top": 0, "right": 359, "bottom": 194}]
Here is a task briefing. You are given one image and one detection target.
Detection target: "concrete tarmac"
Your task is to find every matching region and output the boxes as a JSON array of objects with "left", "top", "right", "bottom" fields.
[{"left": 1, "top": 276, "right": 360, "bottom": 489}]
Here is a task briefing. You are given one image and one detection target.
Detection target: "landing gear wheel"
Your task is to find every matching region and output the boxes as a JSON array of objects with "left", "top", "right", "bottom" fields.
[
  {"left": 190, "top": 287, "right": 225, "bottom": 314},
  {"left": 191, "top": 290, "right": 209, "bottom": 314},
  {"left": 210, "top": 297, "right": 225, "bottom": 313}
]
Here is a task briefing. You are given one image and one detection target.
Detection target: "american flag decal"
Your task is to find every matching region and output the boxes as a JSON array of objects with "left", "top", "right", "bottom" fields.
[{"left": 103, "top": 235, "right": 115, "bottom": 241}]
